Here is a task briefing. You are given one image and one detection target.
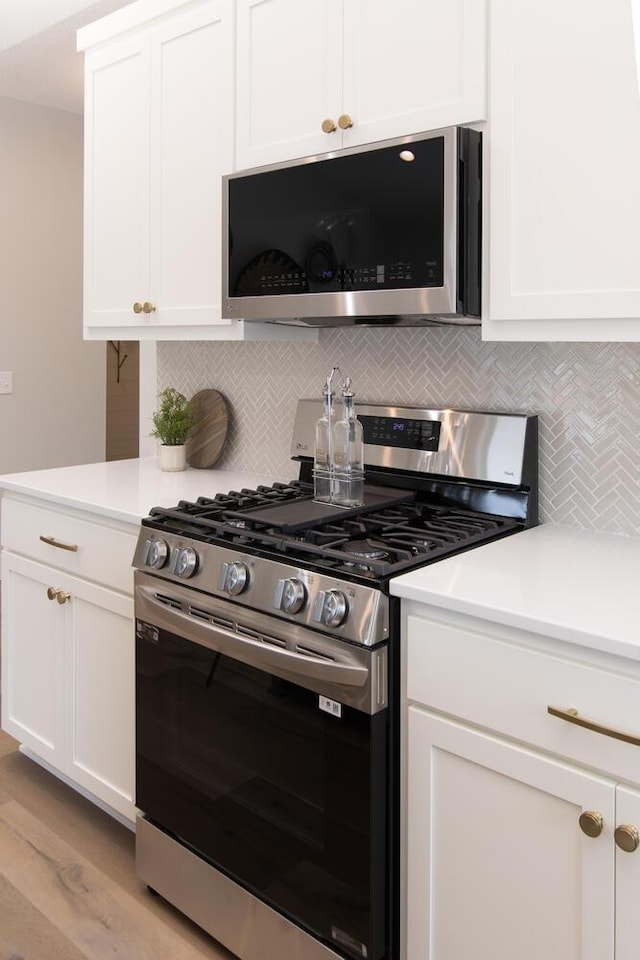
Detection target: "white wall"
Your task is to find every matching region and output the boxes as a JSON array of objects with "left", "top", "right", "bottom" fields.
[{"left": 0, "top": 96, "right": 105, "bottom": 474}]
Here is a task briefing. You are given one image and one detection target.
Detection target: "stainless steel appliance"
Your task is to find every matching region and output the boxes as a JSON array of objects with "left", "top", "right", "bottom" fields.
[
  {"left": 132, "top": 402, "right": 538, "bottom": 960},
  {"left": 222, "top": 127, "right": 482, "bottom": 327}
]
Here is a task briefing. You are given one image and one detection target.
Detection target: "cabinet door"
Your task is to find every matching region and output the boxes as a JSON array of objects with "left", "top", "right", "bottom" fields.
[
  {"left": 407, "top": 707, "right": 615, "bottom": 960},
  {"left": 64, "top": 574, "right": 135, "bottom": 822},
  {"left": 235, "top": 0, "right": 344, "bottom": 169},
  {"left": 150, "top": 0, "right": 235, "bottom": 327},
  {"left": 615, "top": 785, "right": 640, "bottom": 960},
  {"left": 83, "top": 35, "right": 151, "bottom": 330},
  {"left": 342, "top": 0, "right": 486, "bottom": 149},
  {"left": 1, "top": 554, "right": 66, "bottom": 768},
  {"left": 485, "top": 0, "right": 640, "bottom": 340},
  {"left": 0, "top": 553, "right": 135, "bottom": 823}
]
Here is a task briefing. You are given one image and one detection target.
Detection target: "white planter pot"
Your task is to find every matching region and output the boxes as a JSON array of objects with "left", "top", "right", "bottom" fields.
[{"left": 159, "top": 444, "right": 186, "bottom": 472}]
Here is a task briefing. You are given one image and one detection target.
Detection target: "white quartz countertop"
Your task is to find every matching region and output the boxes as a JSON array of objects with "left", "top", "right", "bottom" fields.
[
  {"left": 391, "top": 524, "right": 640, "bottom": 661},
  {"left": 0, "top": 458, "right": 284, "bottom": 525},
  {"left": 3, "top": 462, "right": 636, "bottom": 661}
]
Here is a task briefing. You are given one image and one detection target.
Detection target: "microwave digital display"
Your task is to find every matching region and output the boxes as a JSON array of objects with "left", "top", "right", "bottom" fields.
[{"left": 228, "top": 137, "right": 445, "bottom": 298}]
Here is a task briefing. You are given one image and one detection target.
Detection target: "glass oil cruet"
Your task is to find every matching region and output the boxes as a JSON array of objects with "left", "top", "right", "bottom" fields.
[
  {"left": 314, "top": 366, "right": 339, "bottom": 502},
  {"left": 332, "top": 377, "right": 365, "bottom": 507}
]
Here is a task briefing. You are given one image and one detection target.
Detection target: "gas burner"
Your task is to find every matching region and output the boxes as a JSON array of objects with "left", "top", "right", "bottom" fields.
[
  {"left": 342, "top": 539, "right": 390, "bottom": 562},
  {"left": 387, "top": 536, "right": 441, "bottom": 554},
  {"left": 342, "top": 563, "right": 379, "bottom": 579}
]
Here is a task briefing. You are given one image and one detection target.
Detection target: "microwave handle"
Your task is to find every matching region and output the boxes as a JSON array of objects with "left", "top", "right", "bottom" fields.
[{"left": 457, "top": 126, "right": 482, "bottom": 318}]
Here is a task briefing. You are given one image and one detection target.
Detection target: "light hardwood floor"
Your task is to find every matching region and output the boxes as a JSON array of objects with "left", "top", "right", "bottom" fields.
[{"left": 0, "top": 729, "right": 235, "bottom": 960}]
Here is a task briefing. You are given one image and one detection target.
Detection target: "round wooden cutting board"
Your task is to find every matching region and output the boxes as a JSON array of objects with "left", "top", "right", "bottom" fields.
[{"left": 186, "top": 389, "right": 229, "bottom": 468}]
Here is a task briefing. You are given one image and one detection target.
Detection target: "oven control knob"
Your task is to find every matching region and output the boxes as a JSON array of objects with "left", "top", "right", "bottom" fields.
[
  {"left": 219, "top": 561, "right": 249, "bottom": 595},
  {"left": 174, "top": 547, "right": 198, "bottom": 579},
  {"left": 146, "top": 539, "right": 169, "bottom": 569},
  {"left": 313, "top": 590, "right": 348, "bottom": 628},
  {"left": 274, "top": 578, "right": 307, "bottom": 614}
]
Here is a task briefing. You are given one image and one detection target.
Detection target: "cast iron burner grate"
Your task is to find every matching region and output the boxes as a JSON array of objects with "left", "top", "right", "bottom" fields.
[{"left": 143, "top": 483, "right": 520, "bottom": 582}]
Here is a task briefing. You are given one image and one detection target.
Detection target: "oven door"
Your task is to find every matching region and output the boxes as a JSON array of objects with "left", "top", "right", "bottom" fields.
[{"left": 134, "top": 572, "right": 391, "bottom": 960}]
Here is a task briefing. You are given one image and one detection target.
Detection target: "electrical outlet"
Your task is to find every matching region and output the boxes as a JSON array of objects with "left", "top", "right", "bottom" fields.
[{"left": 0, "top": 372, "right": 13, "bottom": 394}]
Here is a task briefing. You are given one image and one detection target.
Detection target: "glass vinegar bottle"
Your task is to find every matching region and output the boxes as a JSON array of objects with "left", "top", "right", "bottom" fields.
[
  {"left": 314, "top": 374, "right": 336, "bottom": 502},
  {"left": 333, "top": 378, "right": 365, "bottom": 507}
]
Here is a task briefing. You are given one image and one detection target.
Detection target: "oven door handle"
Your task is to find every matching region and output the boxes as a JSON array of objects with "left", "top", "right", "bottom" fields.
[
  {"left": 227, "top": 632, "right": 369, "bottom": 687},
  {"left": 136, "top": 584, "right": 372, "bottom": 689}
]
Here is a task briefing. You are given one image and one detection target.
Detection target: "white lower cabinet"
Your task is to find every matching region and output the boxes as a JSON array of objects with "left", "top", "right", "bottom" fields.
[
  {"left": 2, "top": 555, "right": 67, "bottom": 771},
  {"left": 404, "top": 605, "right": 640, "bottom": 960},
  {"left": 1, "top": 498, "right": 136, "bottom": 824},
  {"left": 615, "top": 786, "right": 640, "bottom": 959},
  {"left": 408, "top": 708, "right": 615, "bottom": 960}
]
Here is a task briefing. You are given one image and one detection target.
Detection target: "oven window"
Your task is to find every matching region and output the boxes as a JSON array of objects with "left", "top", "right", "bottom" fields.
[{"left": 136, "top": 626, "right": 389, "bottom": 960}]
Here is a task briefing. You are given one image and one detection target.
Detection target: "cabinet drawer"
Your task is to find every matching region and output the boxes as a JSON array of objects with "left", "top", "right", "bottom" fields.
[
  {"left": 1, "top": 498, "right": 136, "bottom": 595},
  {"left": 406, "top": 613, "right": 640, "bottom": 786}
]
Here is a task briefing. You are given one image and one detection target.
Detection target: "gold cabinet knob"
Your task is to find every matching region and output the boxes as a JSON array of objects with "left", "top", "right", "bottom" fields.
[
  {"left": 133, "top": 302, "right": 143, "bottom": 314},
  {"left": 338, "top": 113, "right": 353, "bottom": 130},
  {"left": 142, "top": 301, "right": 156, "bottom": 314},
  {"left": 579, "top": 810, "right": 604, "bottom": 838},
  {"left": 615, "top": 824, "right": 640, "bottom": 852},
  {"left": 47, "top": 586, "right": 71, "bottom": 604},
  {"left": 321, "top": 118, "right": 337, "bottom": 134}
]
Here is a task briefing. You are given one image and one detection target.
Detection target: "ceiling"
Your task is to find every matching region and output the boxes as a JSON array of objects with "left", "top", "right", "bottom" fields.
[{"left": 0, "top": 0, "right": 136, "bottom": 114}]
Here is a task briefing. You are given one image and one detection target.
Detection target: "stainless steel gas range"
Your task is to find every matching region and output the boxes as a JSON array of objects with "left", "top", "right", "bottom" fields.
[{"left": 132, "top": 401, "right": 538, "bottom": 960}]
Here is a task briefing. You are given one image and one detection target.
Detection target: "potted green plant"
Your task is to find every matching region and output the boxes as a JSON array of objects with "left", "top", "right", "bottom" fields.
[{"left": 151, "top": 387, "right": 195, "bottom": 472}]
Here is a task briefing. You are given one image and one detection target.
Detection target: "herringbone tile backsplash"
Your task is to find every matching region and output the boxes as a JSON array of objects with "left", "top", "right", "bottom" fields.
[{"left": 157, "top": 328, "right": 640, "bottom": 536}]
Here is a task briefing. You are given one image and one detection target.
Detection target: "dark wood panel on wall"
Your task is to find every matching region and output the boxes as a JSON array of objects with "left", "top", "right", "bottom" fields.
[{"left": 106, "top": 341, "right": 139, "bottom": 461}]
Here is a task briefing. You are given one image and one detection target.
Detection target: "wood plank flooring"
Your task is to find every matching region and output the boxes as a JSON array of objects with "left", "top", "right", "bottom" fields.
[{"left": 0, "top": 729, "right": 235, "bottom": 960}]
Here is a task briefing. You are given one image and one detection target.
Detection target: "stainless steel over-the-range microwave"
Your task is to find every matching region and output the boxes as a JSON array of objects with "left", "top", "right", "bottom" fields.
[{"left": 222, "top": 126, "right": 482, "bottom": 328}]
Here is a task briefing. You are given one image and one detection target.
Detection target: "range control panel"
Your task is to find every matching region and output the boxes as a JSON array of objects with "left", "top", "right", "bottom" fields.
[
  {"left": 359, "top": 414, "right": 441, "bottom": 451},
  {"left": 292, "top": 400, "right": 536, "bottom": 487}
]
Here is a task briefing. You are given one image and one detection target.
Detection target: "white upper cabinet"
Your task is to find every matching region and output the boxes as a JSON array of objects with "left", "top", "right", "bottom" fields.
[
  {"left": 80, "top": 0, "right": 317, "bottom": 342},
  {"left": 83, "top": 33, "right": 152, "bottom": 334},
  {"left": 484, "top": 0, "right": 640, "bottom": 340},
  {"left": 340, "top": 0, "right": 486, "bottom": 151},
  {"left": 235, "top": 0, "right": 487, "bottom": 170},
  {"left": 150, "top": 6, "right": 234, "bottom": 330},
  {"left": 236, "top": 0, "right": 343, "bottom": 169},
  {"left": 82, "top": 1, "right": 233, "bottom": 338}
]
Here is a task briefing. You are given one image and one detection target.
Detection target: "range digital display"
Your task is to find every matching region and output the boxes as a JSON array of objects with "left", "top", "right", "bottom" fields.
[{"left": 359, "top": 415, "right": 440, "bottom": 451}]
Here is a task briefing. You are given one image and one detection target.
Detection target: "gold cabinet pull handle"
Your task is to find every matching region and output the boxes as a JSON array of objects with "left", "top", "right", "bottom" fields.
[
  {"left": 133, "top": 301, "right": 144, "bottom": 314},
  {"left": 579, "top": 810, "right": 604, "bottom": 838},
  {"left": 321, "top": 118, "right": 337, "bottom": 134},
  {"left": 615, "top": 824, "right": 640, "bottom": 853},
  {"left": 142, "top": 301, "right": 156, "bottom": 314},
  {"left": 47, "top": 586, "right": 60, "bottom": 601},
  {"left": 548, "top": 706, "right": 640, "bottom": 747},
  {"left": 337, "top": 113, "right": 353, "bottom": 130},
  {"left": 40, "top": 535, "right": 78, "bottom": 553}
]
